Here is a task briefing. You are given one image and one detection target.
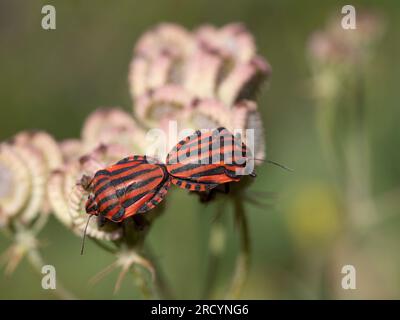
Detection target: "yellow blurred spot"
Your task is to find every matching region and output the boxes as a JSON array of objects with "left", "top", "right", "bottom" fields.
[{"left": 285, "top": 183, "right": 341, "bottom": 250}]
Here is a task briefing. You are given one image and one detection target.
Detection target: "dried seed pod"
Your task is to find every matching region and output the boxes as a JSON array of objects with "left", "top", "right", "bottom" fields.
[
  {"left": 129, "top": 55, "right": 149, "bottom": 99},
  {"left": 129, "top": 23, "right": 194, "bottom": 99},
  {"left": 47, "top": 169, "right": 72, "bottom": 228},
  {"left": 195, "top": 23, "right": 256, "bottom": 63},
  {"left": 12, "top": 145, "right": 47, "bottom": 225},
  {"left": 218, "top": 56, "right": 271, "bottom": 107},
  {"left": 14, "top": 131, "right": 63, "bottom": 172},
  {"left": 129, "top": 51, "right": 185, "bottom": 99},
  {"left": 0, "top": 144, "right": 30, "bottom": 223},
  {"left": 59, "top": 139, "right": 83, "bottom": 163},
  {"left": 129, "top": 22, "right": 270, "bottom": 109},
  {"left": 230, "top": 100, "right": 266, "bottom": 162},
  {"left": 135, "top": 85, "right": 194, "bottom": 130},
  {"left": 14, "top": 131, "right": 63, "bottom": 215},
  {"left": 135, "top": 23, "right": 193, "bottom": 59},
  {"left": 188, "top": 99, "right": 231, "bottom": 129},
  {"left": 182, "top": 49, "right": 226, "bottom": 99},
  {"left": 81, "top": 108, "right": 146, "bottom": 154}
]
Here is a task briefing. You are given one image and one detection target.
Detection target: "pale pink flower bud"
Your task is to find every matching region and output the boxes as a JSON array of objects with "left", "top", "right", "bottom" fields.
[
  {"left": 135, "top": 84, "right": 194, "bottom": 130},
  {"left": 81, "top": 108, "right": 146, "bottom": 154},
  {"left": 218, "top": 56, "right": 271, "bottom": 107},
  {"left": 230, "top": 100, "right": 265, "bottom": 162},
  {"left": 0, "top": 144, "right": 31, "bottom": 224},
  {"left": 182, "top": 49, "right": 226, "bottom": 99},
  {"left": 189, "top": 99, "right": 231, "bottom": 129},
  {"left": 195, "top": 23, "right": 256, "bottom": 63}
]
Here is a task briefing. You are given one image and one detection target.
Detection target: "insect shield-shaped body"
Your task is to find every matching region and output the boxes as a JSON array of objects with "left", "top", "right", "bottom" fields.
[
  {"left": 166, "top": 127, "right": 255, "bottom": 193},
  {"left": 83, "top": 155, "right": 171, "bottom": 225}
]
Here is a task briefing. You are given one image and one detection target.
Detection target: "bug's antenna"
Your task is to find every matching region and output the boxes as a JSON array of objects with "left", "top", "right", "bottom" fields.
[
  {"left": 245, "top": 157, "right": 293, "bottom": 172},
  {"left": 264, "top": 159, "right": 293, "bottom": 172},
  {"left": 81, "top": 215, "right": 93, "bottom": 255}
]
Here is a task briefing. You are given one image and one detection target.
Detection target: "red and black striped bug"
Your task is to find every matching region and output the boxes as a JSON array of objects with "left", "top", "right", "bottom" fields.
[
  {"left": 82, "top": 155, "right": 170, "bottom": 225},
  {"left": 165, "top": 127, "right": 255, "bottom": 193},
  {"left": 79, "top": 155, "right": 170, "bottom": 254}
]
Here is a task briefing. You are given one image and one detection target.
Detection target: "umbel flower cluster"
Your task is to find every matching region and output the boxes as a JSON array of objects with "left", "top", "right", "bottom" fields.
[{"left": 0, "top": 23, "right": 271, "bottom": 298}]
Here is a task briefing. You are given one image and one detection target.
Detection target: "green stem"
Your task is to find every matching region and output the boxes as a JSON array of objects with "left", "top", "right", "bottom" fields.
[
  {"left": 144, "top": 245, "right": 174, "bottom": 299},
  {"left": 203, "top": 201, "right": 225, "bottom": 299},
  {"left": 226, "top": 198, "right": 250, "bottom": 299},
  {"left": 343, "top": 69, "right": 377, "bottom": 230}
]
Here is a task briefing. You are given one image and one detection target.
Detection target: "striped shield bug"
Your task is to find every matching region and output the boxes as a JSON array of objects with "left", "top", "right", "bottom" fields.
[
  {"left": 165, "top": 127, "right": 256, "bottom": 192},
  {"left": 82, "top": 155, "right": 171, "bottom": 225}
]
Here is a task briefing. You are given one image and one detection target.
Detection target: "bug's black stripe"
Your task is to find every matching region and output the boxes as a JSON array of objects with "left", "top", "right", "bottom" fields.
[
  {"left": 175, "top": 180, "right": 182, "bottom": 186},
  {"left": 187, "top": 166, "right": 238, "bottom": 179},
  {"left": 175, "top": 130, "right": 232, "bottom": 151},
  {"left": 137, "top": 175, "right": 171, "bottom": 214},
  {"left": 172, "top": 176, "right": 219, "bottom": 188},
  {"left": 170, "top": 163, "right": 203, "bottom": 174},
  {"left": 122, "top": 191, "right": 153, "bottom": 209},
  {"left": 174, "top": 140, "right": 237, "bottom": 163},
  {"left": 111, "top": 208, "right": 125, "bottom": 221},
  {"left": 188, "top": 166, "right": 227, "bottom": 178},
  {"left": 124, "top": 175, "right": 163, "bottom": 194},
  {"left": 94, "top": 169, "right": 110, "bottom": 177},
  {"left": 116, "top": 155, "right": 148, "bottom": 164},
  {"left": 171, "top": 148, "right": 247, "bottom": 166},
  {"left": 94, "top": 177, "right": 109, "bottom": 187},
  {"left": 109, "top": 164, "right": 142, "bottom": 176},
  {"left": 110, "top": 167, "right": 160, "bottom": 186},
  {"left": 101, "top": 202, "right": 120, "bottom": 216},
  {"left": 167, "top": 134, "right": 234, "bottom": 163},
  {"left": 176, "top": 134, "right": 235, "bottom": 154},
  {"left": 116, "top": 157, "right": 132, "bottom": 165},
  {"left": 95, "top": 180, "right": 114, "bottom": 197},
  {"left": 220, "top": 134, "right": 225, "bottom": 162},
  {"left": 97, "top": 193, "right": 118, "bottom": 205},
  {"left": 171, "top": 128, "right": 235, "bottom": 155}
]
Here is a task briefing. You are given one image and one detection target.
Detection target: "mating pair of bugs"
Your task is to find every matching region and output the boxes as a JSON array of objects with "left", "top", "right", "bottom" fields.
[{"left": 81, "top": 127, "right": 259, "bottom": 228}]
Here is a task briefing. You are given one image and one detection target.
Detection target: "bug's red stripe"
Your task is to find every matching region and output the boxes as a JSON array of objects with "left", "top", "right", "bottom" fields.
[
  {"left": 123, "top": 192, "right": 155, "bottom": 219},
  {"left": 122, "top": 175, "right": 164, "bottom": 201}
]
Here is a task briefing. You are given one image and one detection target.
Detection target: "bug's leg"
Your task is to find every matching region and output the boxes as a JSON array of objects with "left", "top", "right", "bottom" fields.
[
  {"left": 213, "top": 183, "right": 230, "bottom": 194},
  {"left": 132, "top": 214, "right": 149, "bottom": 231},
  {"left": 97, "top": 214, "right": 106, "bottom": 228},
  {"left": 223, "top": 183, "right": 230, "bottom": 194},
  {"left": 199, "top": 190, "right": 216, "bottom": 203}
]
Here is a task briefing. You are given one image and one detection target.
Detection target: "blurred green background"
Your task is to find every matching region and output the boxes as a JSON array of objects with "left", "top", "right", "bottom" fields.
[{"left": 1, "top": 0, "right": 399, "bottom": 299}]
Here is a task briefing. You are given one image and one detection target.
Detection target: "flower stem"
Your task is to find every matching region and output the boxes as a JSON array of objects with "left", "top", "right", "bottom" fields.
[
  {"left": 226, "top": 198, "right": 250, "bottom": 299},
  {"left": 344, "top": 69, "right": 377, "bottom": 230},
  {"left": 144, "top": 245, "right": 174, "bottom": 299},
  {"left": 203, "top": 201, "right": 226, "bottom": 299}
]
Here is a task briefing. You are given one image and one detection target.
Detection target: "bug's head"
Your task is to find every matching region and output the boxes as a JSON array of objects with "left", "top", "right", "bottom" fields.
[
  {"left": 85, "top": 194, "right": 98, "bottom": 216},
  {"left": 79, "top": 174, "right": 93, "bottom": 191}
]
